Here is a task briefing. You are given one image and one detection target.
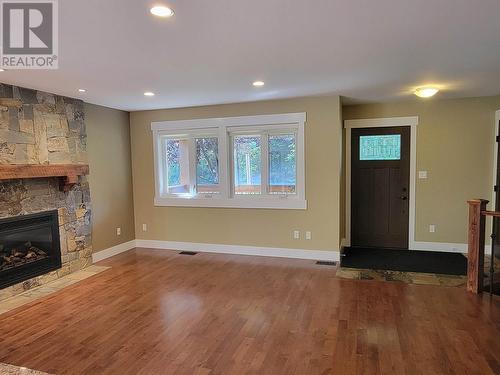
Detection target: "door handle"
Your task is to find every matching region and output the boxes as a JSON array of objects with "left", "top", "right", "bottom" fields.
[{"left": 399, "top": 195, "right": 408, "bottom": 200}]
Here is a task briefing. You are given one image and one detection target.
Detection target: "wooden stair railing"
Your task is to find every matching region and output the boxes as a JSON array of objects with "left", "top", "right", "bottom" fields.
[
  {"left": 467, "top": 199, "right": 499, "bottom": 293},
  {"left": 467, "top": 200, "right": 488, "bottom": 293}
]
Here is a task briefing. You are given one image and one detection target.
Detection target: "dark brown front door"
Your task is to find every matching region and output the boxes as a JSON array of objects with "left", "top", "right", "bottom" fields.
[{"left": 351, "top": 126, "right": 410, "bottom": 249}]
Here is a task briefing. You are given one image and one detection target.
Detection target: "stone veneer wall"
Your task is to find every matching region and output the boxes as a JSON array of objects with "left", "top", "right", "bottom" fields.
[{"left": 0, "top": 84, "right": 92, "bottom": 301}]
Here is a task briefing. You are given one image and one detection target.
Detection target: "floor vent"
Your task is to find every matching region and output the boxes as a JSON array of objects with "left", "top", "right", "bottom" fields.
[
  {"left": 179, "top": 251, "right": 198, "bottom": 256},
  {"left": 316, "top": 260, "right": 337, "bottom": 266}
]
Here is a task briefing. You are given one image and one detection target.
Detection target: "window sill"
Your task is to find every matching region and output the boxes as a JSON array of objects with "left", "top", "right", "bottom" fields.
[{"left": 154, "top": 197, "right": 307, "bottom": 210}]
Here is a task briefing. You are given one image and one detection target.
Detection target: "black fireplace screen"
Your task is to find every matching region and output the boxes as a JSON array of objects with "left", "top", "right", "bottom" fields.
[{"left": 0, "top": 210, "right": 61, "bottom": 289}]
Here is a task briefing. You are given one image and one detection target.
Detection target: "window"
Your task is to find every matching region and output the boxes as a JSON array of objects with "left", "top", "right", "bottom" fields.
[
  {"left": 195, "top": 137, "right": 220, "bottom": 194},
  {"left": 233, "top": 135, "right": 262, "bottom": 195},
  {"left": 359, "top": 134, "right": 401, "bottom": 160},
  {"left": 152, "top": 113, "right": 306, "bottom": 209},
  {"left": 269, "top": 134, "right": 296, "bottom": 194},
  {"left": 160, "top": 132, "right": 220, "bottom": 198},
  {"left": 230, "top": 132, "right": 297, "bottom": 197},
  {"left": 166, "top": 138, "right": 190, "bottom": 195}
]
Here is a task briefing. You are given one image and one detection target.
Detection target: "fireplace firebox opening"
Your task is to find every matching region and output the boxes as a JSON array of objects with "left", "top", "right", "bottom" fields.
[{"left": 0, "top": 210, "right": 62, "bottom": 289}]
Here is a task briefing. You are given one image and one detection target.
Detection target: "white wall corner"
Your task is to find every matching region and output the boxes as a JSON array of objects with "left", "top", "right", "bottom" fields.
[{"left": 92, "top": 239, "right": 137, "bottom": 263}]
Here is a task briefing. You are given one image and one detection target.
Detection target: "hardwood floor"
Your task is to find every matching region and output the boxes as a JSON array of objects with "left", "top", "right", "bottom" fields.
[{"left": 1, "top": 248, "right": 499, "bottom": 375}]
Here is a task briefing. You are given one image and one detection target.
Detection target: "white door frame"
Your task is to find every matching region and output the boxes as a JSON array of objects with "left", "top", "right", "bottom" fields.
[{"left": 344, "top": 116, "right": 419, "bottom": 249}]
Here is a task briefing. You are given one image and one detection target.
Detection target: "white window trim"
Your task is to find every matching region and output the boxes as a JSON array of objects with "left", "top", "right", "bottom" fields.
[{"left": 152, "top": 112, "right": 307, "bottom": 210}]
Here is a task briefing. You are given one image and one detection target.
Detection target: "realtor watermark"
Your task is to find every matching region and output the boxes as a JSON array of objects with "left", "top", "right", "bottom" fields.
[{"left": 0, "top": 0, "right": 58, "bottom": 69}]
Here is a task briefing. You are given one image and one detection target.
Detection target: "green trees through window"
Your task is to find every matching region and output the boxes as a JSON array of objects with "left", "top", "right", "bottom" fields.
[
  {"left": 167, "top": 134, "right": 297, "bottom": 196},
  {"left": 196, "top": 137, "right": 219, "bottom": 193},
  {"left": 232, "top": 134, "right": 297, "bottom": 195},
  {"left": 233, "top": 135, "right": 262, "bottom": 194},
  {"left": 166, "top": 139, "right": 182, "bottom": 191},
  {"left": 269, "top": 134, "right": 296, "bottom": 194},
  {"left": 154, "top": 112, "right": 306, "bottom": 207}
]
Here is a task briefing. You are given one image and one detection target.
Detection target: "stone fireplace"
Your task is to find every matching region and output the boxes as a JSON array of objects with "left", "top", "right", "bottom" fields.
[{"left": 0, "top": 84, "right": 92, "bottom": 301}]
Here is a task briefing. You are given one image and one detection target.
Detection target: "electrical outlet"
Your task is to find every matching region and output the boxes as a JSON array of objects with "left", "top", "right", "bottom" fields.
[
  {"left": 429, "top": 224, "right": 436, "bottom": 233},
  {"left": 116, "top": 227, "right": 121, "bottom": 236},
  {"left": 142, "top": 223, "right": 147, "bottom": 232},
  {"left": 293, "top": 230, "right": 300, "bottom": 240},
  {"left": 418, "top": 171, "right": 428, "bottom": 179},
  {"left": 305, "top": 231, "right": 312, "bottom": 240}
]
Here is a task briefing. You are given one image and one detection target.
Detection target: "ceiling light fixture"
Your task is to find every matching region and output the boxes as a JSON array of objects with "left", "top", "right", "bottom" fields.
[
  {"left": 78, "top": 88, "right": 86, "bottom": 93},
  {"left": 0, "top": 69, "right": 5, "bottom": 72},
  {"left": 253, "top": 81, "right": 265, "bottom": 87},
  {"left": 150, "top": 5, "right": 174, "bottom": 17},
  {"left": 144, "top": 92, "right": 155, "bottom": 97},
  {"left": 414, "top": 87, "right": 439, "bottom": 98}
]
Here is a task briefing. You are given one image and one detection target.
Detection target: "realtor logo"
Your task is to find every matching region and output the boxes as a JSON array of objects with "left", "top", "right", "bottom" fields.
[{"left": 0, "top": 0, "right": 58, "bottom": 69}]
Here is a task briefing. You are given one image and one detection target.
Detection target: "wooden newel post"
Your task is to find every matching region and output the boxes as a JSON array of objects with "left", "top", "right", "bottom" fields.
[{"left": 467, "top": 199, "right": 488, "bottom": 293}]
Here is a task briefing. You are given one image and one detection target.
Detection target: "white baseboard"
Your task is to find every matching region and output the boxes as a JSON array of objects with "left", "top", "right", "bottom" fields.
[
  {"left": 135, "top": 239, "right": 340, "bottom": 261},
  {"left": 411, "top": 241, "right": 493, "bottom": 255},
  {"left": 341, "top": 240, "right": 493, "bottom": 255},
  {"left": 411, "top": 241, "right": 468, "bottom": 253},
  {"left": 91, "top": 239, "right": 494, "bottom": 264},
  {"left": 92, "top": 240, "right": 137, "bottom": 263}
]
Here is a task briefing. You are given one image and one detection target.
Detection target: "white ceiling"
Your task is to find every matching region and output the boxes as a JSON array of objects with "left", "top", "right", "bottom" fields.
[{"left": 2, "top": 0, "right": 500, "bottom": 111}]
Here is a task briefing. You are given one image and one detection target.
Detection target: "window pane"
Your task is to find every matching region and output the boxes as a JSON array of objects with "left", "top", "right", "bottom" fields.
[
  {"left": 269, "top": 134, "right": 296, "bottom": 194},
  {"left": 166, "top": 139, "right": 190, "bottom": 194},
  {"left": 233, "top": 135, "right": 261, "bottom": 195},
  {"left": 196, "top": 137, "right": 220, "bottom": 194},
  {"left": 359, "top": 134, "right": 401, "bottom": 160}
]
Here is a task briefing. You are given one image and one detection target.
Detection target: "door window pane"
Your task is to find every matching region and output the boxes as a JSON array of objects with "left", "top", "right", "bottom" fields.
[
  {"left": 269, "top": 134, "right": 296, "bottom": 194},
  {"left": 359, "top": 134, "right": 401, "bottom": 160},
  {"left": 166, "top": 139, "right": 190, "bottom": 194},
  {"left": 233, "top": 135, "right": 261, "bottom": 195},
  {"left": 196, "top": 137, "right": 220, "bottom": 194}
]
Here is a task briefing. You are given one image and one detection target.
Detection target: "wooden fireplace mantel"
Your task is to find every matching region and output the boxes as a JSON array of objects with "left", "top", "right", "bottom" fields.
[{"left": 0, "top": 164, "right": 89, "bottom": 191}]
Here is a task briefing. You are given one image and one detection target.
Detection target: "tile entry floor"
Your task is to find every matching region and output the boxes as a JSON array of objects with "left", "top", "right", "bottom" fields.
[
  {"left": 0, "top": 362, "right": 52, "bottom": 375},
  {"left": 336, "top": 267, "right": 467, "bottom": 286},
  {"left": 337, "top": 254, "right": 500, "bottom": 288}
]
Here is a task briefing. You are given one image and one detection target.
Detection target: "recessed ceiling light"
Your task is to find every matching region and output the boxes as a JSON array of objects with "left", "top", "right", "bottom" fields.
[
  {"left": 0, "top": 69, "right": 5, "bottom": 72},
  {"left": 253, "top": 81, "right": 265, "bottom": 87},
  {"left": 144, "top": 92, "right": 155, "bottom": 97},
  {"left": 78, "top": 88, "right": 86, "bottom": 93},
  {"left": 414, "top": 87, "right": 439, "bottom": 98},
  {"left": 150, "top": 5, "right": 174, "bottom": 17}
]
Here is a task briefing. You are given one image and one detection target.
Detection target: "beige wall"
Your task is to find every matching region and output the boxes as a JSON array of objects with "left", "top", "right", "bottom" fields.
[
  {"left": 85, "top": 103, "right": 135, "bottom": 252},
  {"left": 343, "top": 96, "right": 500, "bottom": 244},
  {"left": 130, "top": 96, "right": 342, "bottom": 252},
  {"left": 87, "top": 93, "right": 500, "bottom": 253}
]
